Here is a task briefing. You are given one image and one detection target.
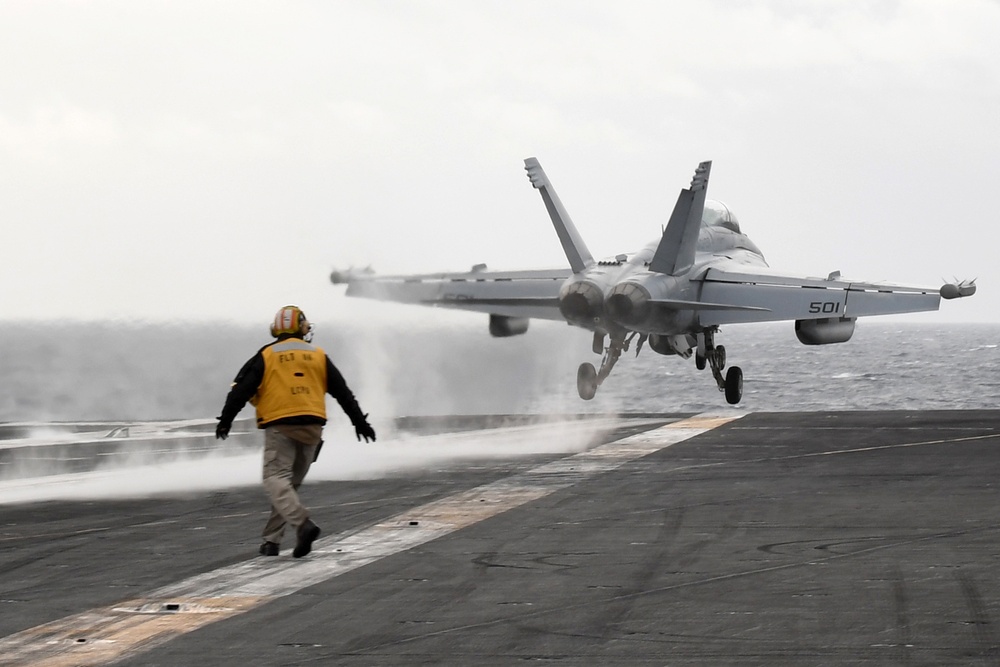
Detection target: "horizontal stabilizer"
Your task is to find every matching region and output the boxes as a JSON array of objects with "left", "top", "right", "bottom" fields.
[
  {"left": 649, "top": 161, "right": 711, "bottom": 276},
  {"left": 423, "top": 296, "right": 560, "bottom": 308},
  {"left": 524, "top": 157, "right": 595, "bottom": 274},
  {"left": 649, "top": 298, "right": 770, "bottom": 312}
]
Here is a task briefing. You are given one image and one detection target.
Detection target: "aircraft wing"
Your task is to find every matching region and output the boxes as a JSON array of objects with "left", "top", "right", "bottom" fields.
[
  {"left": 333, "top": 267, "right": 570, "bottom": 321},
  {"left": 697, "top": 265, "right": 947, "bottom": 325}
]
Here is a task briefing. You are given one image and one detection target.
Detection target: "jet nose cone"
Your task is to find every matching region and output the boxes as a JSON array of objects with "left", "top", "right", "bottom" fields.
[{"left": 605, "top": 283, "right": 650, "bottom": 326}]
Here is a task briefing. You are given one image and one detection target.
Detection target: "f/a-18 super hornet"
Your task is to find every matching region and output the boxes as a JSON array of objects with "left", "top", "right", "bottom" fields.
[{"left": 331, "top": 158, "right": 975, "bottom": 404}]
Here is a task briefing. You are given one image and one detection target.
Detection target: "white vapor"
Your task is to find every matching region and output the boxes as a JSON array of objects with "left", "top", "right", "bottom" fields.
[{"left": 0, "top": 417, "right": 625, "bottom": 505}]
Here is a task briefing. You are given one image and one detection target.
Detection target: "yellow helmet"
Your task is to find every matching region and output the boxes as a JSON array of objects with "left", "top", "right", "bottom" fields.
[{"left": 270, "top": 305, "right": 312, "bottom": 340}]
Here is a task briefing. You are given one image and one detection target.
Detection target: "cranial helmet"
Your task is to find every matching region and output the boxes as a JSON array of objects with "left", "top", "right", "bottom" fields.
[{"left": 270, "top": 305, "right": 313, "bottom": 340}]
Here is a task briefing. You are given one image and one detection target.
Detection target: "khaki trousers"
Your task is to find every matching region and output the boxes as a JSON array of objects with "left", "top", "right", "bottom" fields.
[{"left": 260, "top": 426, "right": 319, "bottom": 544}]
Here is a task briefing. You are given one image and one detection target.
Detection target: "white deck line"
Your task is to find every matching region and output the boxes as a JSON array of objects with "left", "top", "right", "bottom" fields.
[{"left": 0, "top": 413, "right": 742, "bottom": 667}]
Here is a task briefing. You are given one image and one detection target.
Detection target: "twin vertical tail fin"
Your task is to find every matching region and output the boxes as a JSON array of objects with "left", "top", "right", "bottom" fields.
[
  {"left": 524, "top": 157, "right": 595, "bottom": 274},
  {"left": 524, "top": 157, "right": 710, "bottom": 277},
  {"left": 648, "top": 161, "right": 712, "bottom": 276}
]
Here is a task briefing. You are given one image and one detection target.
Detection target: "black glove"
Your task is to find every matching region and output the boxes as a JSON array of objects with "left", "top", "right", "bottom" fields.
[
  {"left": 215, "top": 419, "right": 230, "bottom": 440},
  {"left": 355, "top": 415, "right": 376, "bottom": 443}
]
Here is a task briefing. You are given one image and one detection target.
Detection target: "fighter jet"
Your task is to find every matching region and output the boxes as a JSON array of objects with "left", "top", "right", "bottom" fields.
[{"left": 330, "top": 158, "right": 975, "bottom": 404}]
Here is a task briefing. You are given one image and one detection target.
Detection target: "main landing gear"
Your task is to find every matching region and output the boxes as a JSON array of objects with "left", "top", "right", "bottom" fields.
[
  {"left": 576, "top": 328, "right": 743, "bottom": 405},
  {"left": 696, "top": 329, "right": 743, "bottom": 405}
]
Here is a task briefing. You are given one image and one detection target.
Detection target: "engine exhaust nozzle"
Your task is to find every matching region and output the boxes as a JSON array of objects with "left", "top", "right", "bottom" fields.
[
  {"left": 559, "top": 281, "right": 604, "bottom": 324},
  {"left": 605, "top": 283, "right": 650, "bottom": 326}
]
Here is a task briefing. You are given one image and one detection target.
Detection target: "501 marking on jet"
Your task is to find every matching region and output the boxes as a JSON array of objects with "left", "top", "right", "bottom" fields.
[
  {"left": 809, "top": 302, "right": 842, "bottom": 314},
  {"left": 331, "top": 159, "right": 975, "bottom": 404}
]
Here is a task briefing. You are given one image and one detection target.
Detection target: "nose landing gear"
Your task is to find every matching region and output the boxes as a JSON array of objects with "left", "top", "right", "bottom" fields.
[
  {"left": 576, "top": 332, "right": 636, "bottom": 400},
  {"left": 577, "top": 362, "right": 599, "bottom": 400}
]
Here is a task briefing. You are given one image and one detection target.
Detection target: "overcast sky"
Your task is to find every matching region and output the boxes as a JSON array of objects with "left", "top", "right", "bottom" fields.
[{"left": 1, "top": 0, "right": 995, "bottom": 325}]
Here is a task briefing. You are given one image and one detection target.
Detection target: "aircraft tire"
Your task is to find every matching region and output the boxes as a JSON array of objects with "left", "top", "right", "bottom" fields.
[
  {"left": 724, "top": 366, "right": 743, "bottom": 404},
  {"left": 577, "top": 363, "right": 598, "bottom": 400},
  {"left": 715, "top": 345, "right": 726, "bottom": 370}
]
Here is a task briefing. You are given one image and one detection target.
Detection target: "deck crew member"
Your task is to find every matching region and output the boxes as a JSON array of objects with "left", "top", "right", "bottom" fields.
[{"left": 216, "top": 305, "right": 376, "bottom": 558}]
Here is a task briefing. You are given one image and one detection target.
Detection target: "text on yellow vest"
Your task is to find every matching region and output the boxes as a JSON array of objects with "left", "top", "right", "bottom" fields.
[{"left": 251, "top": 339, "right": 327, "bottom": 426}]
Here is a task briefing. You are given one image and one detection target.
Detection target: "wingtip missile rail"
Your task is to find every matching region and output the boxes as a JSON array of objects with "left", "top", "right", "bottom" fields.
[{"left": 940, "top": 280, "right": 977, "bottom": 300}]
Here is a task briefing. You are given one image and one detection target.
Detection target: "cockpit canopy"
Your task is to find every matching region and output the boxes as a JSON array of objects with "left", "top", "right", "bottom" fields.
[{"left": 702, "top": 200, "right": 740, "bottom": 233}]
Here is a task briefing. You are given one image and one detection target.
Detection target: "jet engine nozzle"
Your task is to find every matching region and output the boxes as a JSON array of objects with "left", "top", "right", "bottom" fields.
[
  {"left": 605, "top": 282, "right": 651, "bottom": 326},
  {"left": 559, "top": 280, "right": 605, "bottom": 324}
]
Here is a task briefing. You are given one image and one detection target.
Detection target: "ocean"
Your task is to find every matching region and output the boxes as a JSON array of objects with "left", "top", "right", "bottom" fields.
[
  {"left": 0, "top": 317, "right": 996, "bottom": 503},
  {"left": 1, "top": 319, "right": 997, "bottom": 425}
]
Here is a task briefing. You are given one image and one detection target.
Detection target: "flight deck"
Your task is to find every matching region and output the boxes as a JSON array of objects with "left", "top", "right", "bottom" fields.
[{"left": 1, "top": 410, "right": 999, "bottom": 665}]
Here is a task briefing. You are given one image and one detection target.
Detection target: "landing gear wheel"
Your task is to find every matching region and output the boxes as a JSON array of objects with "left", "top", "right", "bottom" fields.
[
  {"left": 724, "top": 366, "right": 743, "bottom": 405},
  {"left": 715, "top": 345, "right": 726, "bottom": 371},
  {"left": 577, "top": 363, "right": 598, "bottom": 400},
  {"left": 695, "top": 354, "right": 706, "bottom": 370}
]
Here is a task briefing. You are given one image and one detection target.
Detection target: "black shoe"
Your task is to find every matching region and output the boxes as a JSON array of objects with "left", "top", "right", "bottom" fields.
[
  {"left": 293, "top": 519, "right": 321, "bottom": 558},
  {"left": 259, "top": 541, "right": 280, "bottom": 556}
]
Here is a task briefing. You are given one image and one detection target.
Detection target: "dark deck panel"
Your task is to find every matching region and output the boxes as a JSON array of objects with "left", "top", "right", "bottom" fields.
[{"left": 1, "top": 410, "right": 999, "bottom": 665}]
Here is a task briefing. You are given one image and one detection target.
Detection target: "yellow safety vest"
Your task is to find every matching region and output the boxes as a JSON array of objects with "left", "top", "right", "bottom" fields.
[{"left": 251, "top": 339, "right": 328, "bottom": 426}]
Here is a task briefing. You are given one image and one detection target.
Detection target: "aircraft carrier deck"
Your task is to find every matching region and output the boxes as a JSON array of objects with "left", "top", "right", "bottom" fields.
[{"left": 1, "top": 410, "right": 999, "bottom": 666}]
